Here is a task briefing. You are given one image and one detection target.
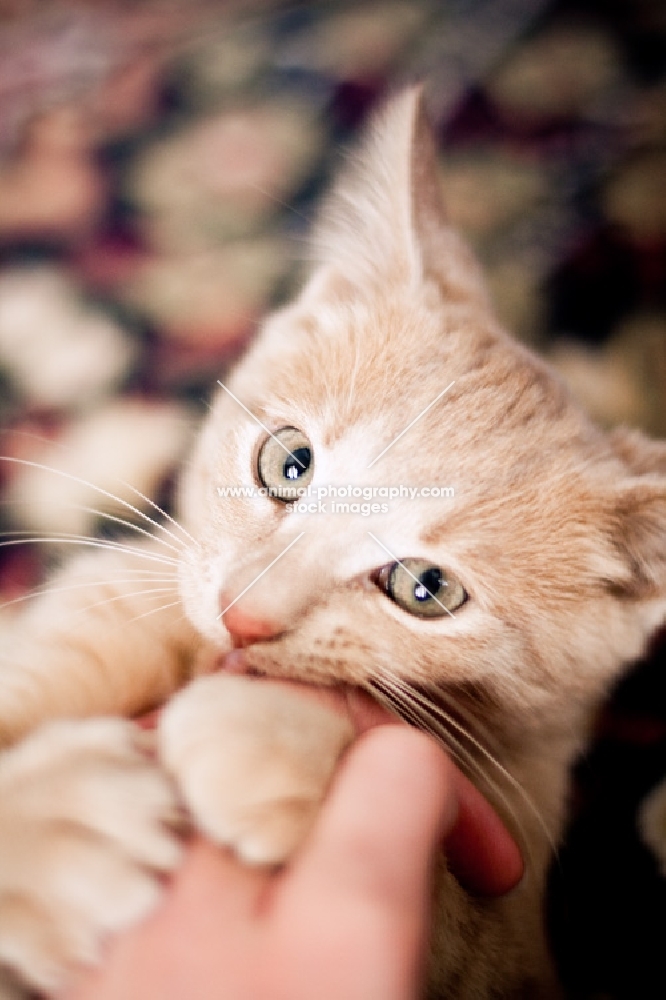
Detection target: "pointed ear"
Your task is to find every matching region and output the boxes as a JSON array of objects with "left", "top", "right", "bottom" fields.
[
  {"left": 612, "top": 476, "right": 666, "bottom": 596},
  {"left": 312, "top": 85, "right": 489, "bottom": 304}
]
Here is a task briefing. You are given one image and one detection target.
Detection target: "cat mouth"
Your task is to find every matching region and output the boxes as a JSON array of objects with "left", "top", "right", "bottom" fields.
[
  {"left": 217, "top": 648, "right": 266, "bottom": 677},
  {"left": 211, "top": 653, "right": 523, "bottom": 894},
  {"left": 216, "top": 647, "right": 343, "bottom": 687},
  {"left": 217, "top": 649, "right": 402, "bottom": 736}
]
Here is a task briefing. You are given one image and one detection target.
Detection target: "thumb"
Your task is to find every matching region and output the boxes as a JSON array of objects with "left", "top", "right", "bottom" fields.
[
  {"left": 292, "top": 725, "right": 457, "bottom": 912},
  {"left": 274, "top": 726, "right": 456, "bottom": 1000}
]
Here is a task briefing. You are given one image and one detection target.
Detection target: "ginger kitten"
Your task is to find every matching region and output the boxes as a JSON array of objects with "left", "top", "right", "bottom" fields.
[{"left": 1, "top": 86, "right": 665, "bottom": 998}]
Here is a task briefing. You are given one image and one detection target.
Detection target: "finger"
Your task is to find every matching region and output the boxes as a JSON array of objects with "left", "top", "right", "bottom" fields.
[
  {"left": 292, "top": 726, "right": 457, "bottom": 905},
  {"left": 345, "top": 687, "right": 398, "bottom": 731},
  {"left": 265, "top": 727, "right": 454, "bottom": 1000},
  {"left": 288, "top": 724, "right": 456, "bottom": 917},
  {"left": 202, "top": 678, "right": 522, "bottom": 898},
  {"left": 447, "top": 771, "right": 525, "bottom": 896},
  {"left": 168, "top": 837, "right": 269, "bottom": 920},
  {"left": 67, "top": 840, "right": 268, "bottom": 1000},
  {"left": 344, "top": 689, "right": 523, "bottom": 895}
]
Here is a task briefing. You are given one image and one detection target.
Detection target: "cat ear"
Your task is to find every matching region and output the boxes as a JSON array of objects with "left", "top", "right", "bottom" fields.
[
  {"left": 312, "top": 84, "right": 489, "bottom": 304},
  {"left": 612, "top": 475, "right": 666, "bottom": 595},
  {"left": 608, "top": 428, "right": 666, "bottom": 595}
]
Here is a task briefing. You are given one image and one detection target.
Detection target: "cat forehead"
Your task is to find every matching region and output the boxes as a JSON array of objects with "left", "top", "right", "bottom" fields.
[
  {"left": 249, "top": 289, "right": 581, "bottom": 472},
  {"left": 254, "top": 290, "right": 474, "bottom": 432}
]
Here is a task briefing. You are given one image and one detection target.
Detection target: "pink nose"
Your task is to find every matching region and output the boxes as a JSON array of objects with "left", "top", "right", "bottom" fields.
[{"left": 220, "top": 596, "right": 281, "bottom": 644}]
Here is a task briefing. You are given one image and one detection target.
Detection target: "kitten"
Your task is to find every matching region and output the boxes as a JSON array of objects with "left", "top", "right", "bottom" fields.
[{"left": 1, "top": 86, "right": 665, "bottom": 999}]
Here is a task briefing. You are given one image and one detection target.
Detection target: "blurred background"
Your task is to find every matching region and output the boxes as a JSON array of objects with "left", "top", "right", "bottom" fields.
[{"left": 0, "top": 1, "right": 664, "bottom": 996}]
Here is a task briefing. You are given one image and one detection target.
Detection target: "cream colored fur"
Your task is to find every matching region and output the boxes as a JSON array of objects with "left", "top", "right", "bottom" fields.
[{"left": 1, "top": 87, "right": 665, "bottom": 997}]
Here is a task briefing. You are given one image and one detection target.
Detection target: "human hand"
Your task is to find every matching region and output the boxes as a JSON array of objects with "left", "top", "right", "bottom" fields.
[{"left": 67, "top": 690, "right": 522, "bottom": 1000}]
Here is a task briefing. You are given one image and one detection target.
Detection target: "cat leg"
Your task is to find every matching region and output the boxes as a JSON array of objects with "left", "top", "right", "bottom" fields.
[
  {"left": 0, "top": 543, "right": 201, "bottom": 745},
  {"left": 0, "top": 543, "right": 204, "bottom": 991},
  {"left": 158, "top": 673, "right": 354, "bottom": 864},
  {"left": 0, "top": 717, "right": 182, "bottom": 996}
]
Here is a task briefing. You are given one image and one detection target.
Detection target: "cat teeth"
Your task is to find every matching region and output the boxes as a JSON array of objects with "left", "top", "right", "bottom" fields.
[
  {"left": 217, "top": 649, "right": 246, "bottom": 673},
  {"left": 217, "top": 649, "right": 265, "bottom": 678}
]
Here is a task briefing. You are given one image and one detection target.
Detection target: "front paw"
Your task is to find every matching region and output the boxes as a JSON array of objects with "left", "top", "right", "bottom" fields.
[
  {"left": 0, "top": 718, "right": 183, "bottom": 996},
  {"left": 159, "top": 674, "right": 354, "bottom": 865}
]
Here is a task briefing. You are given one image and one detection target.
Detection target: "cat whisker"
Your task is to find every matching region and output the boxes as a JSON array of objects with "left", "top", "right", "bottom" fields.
[
  {"left": 368, "top": 674, "right": 474, "bottom": 776},
  {"left": 428, "top": 682, "right": 506, "bottom": 763},
  {"left": 2, "top": 430, "right": 198, "bottom": 550},
  {"left": 370, "top": 672, "right": 490, "bottom": 779},
  {"left": 371, "top": 672, "right": 504, "bottom": 793},
  {"left": 368, "top": 671, "right": 547, "bottom": 873},
  {"left": 61, "top": 506, "right": 183, "bottom": 554},
  {"left": 367, "top": 673, "right": 543, "bottom": 867},
  {"left": 0, "top": 535, "right": 180, "bottom": 567},
  {"left": 407, "top": 684, "right": 558, "bottom": 856},
  {"left": 0, "top": 499, "right": 183, "bottom": 556},
  {"left": 0, "top": 456, "right": 195, "bottom": 552},
  {"left": 75, "top": 586, "right": 179, "bottom": 617},
  {"left": 119, "top": 481, "right": 197, "bottom": 549},
  {"left": 126, "top": 599, "right": 182, "bottom": 624},
  {"left": 0, "top": 574, "right": 178, "bottom": 614},
  {"left": 404, "top": 691, "right": 557, "bottom": 868}
]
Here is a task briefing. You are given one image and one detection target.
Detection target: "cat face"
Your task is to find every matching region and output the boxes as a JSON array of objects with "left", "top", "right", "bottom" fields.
[{"left": 177, "top": 88, "right": 666, "bottom": 729}]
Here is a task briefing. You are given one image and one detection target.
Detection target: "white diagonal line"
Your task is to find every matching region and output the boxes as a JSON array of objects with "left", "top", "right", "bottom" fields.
[
  {"left": 128, "top": 600, "right": 182, "bottom": 624},
  {"left": 366, "top": 381, "right": 455, "bottom": 469},
  {"left": 367, "top": 531, "right": 455, "bottom": 619},
  {"left": 217, "top": 532, "right": 305, "bottom": 620},
  {"left": 217, "top": 381, "right": 305, "bottom": 469}
]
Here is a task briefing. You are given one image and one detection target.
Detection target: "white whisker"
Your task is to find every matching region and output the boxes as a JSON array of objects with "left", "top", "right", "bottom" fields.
[
  {"left": 69, "top": 505, "right": 183, "bottom": 554},
  {"left": 0, "top": 456, "right": 193, "bottom": 551},
  {"left": 76, "top": 586, "right": 179, "bottom": 617},
  {"left": 403, "top": 680, "right": 556, "bottom": 855},
  {"left": 0, "top": 535, "right": 179, "bottom": 567},
  {"left": 0, "top": 499, "right": 185, "bottom": 556},
  {"left": 369, "top": 675, "right": 472, "bottom": 774},
  {"left": 0, "top": 574, "right": 178, "bottom": 614},
  {"left": 370, "top": 670, "right": 553, "bottom": 871},
  {"left": 126, "top": 599, "right": 182, "bottom": 624},
  {"left": 370, "top": 676, "right": 542, "bottom": 868},
  {"left": 119, "top": 481, "right": 198, "bottom": 548}
]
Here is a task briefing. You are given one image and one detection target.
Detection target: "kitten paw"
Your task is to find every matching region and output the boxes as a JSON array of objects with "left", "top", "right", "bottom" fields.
[
  {"left": 0, "top": 718, "right": 183, "bottom": 996},
  {"left": 159, "top": 674, "right": 354, "bottom": 865}
]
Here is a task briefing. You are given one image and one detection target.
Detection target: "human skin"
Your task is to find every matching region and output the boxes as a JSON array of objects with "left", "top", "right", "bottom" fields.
[{"left": 67, "top": 687, "right": 523, "bottom": 1000}]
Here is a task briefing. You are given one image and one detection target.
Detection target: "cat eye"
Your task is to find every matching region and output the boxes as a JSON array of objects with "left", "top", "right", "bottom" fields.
[
  {"left": 375, "top": 558, "right": 467, "bottom": 618},
  {"left": 257, "top": 426, "right": 314, "bottom": 498}
]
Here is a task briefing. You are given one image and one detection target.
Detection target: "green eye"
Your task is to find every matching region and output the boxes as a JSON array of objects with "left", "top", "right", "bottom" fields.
[
  {"left": 257, "top": 426, "right": 314, "bottom": 500},
  {"left": 376, "top": 558, "right": 467, "bottom": 618}
]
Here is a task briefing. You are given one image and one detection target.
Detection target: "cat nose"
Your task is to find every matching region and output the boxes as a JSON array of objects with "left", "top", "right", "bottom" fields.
[{"left": 220, "top": 596, "right": 282, "bottom": 644}]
